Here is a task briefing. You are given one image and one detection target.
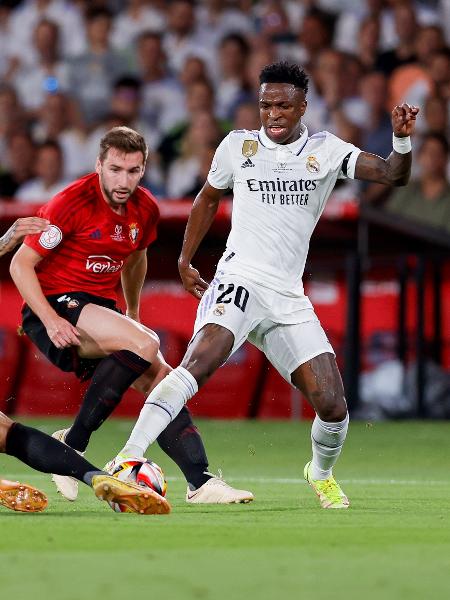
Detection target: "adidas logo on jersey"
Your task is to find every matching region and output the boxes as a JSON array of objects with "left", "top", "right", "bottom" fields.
[
  {"left": 241, "top": 158, "right": 255, "bottom": 168},
  {"left": 89, "top": 228, "right": 102, "bottom": 239}
]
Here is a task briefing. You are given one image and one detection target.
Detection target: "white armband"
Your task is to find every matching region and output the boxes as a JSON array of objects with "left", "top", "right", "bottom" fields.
[{"left": 393, "top": 134, "right": 411, "bottom": 154}]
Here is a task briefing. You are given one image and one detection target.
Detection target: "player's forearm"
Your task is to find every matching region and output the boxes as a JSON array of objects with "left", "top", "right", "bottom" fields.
[
  {"left": 9, "top": 254, "right": 58, "bottom": 326},
  {"left": 178, "top": 191, "right": 220, "bottom": 266},
  {"left": 355, "top": 148, "right": 412, "bottom": 186},
  {"left": 121, "top": 261, "right": 146, "bottom": 317},
  {"left": 384, "top": 144, "right": 412, "bottom": 186},
  {"left": 0, "top": 230, "right": 16, "bottom": 257}
]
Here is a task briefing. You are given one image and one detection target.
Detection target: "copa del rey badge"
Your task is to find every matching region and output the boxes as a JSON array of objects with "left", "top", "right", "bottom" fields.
[
  {"left": 129, "top": 222, "right": 139, "bottom": 244},
  {"left": 242, "top": 140, "right": 258, "bottom": 158},
  {"left": 306, "top": 155, "right": 320, "bottom": 173}
]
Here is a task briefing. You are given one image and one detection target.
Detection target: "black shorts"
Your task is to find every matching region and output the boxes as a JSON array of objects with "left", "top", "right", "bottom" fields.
[{"left": 22, "top": 291, "right": 122, "bottom": 381}]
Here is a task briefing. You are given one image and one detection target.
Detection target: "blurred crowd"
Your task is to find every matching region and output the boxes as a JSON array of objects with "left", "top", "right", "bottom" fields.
[{"left": 0, "top": 0, "right": 449, "bottom": 232}]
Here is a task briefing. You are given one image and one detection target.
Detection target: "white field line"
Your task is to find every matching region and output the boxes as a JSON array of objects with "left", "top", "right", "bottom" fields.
[{"left": 0, "top": 473, "right": 447, "bottom": 486}]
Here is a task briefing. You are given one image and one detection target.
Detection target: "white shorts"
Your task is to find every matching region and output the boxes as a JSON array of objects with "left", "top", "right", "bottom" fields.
[{"left": 192, "top": 271, "right": 335, "bottom": 385}]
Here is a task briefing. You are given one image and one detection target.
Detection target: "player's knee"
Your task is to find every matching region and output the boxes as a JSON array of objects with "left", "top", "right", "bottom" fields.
[
  {"left": 313, "top": 392, "right": 347, "bottom": 422},
  {"left": 133, "top": 329, "right": 160, "bottom": 363},
  {"left": 0, "top": 412, "right": 14, "bottom": 452}
]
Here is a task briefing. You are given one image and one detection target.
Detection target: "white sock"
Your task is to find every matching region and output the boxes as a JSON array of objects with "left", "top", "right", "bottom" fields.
[
  {"left": 121, "top": 367, "right": 198, "bottom": 456},
  {"left": 309, "top": 413, "right": 349, "bottom": 480}
]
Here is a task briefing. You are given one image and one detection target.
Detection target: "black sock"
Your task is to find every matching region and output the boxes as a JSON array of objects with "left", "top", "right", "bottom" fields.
[
  {"left": 157, "top": 406, "right": 211, "bottom": 489},
  {"left": 66, "top": 350, "right": 151, "bottom": 452},
  {"left": 5, "top": 422, "right": 104, "bottom": 486}
]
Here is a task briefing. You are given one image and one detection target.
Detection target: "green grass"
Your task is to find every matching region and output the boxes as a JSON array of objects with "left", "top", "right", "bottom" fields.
[{"left": 1, "top": 419, "right": 450, "bottom": 600}]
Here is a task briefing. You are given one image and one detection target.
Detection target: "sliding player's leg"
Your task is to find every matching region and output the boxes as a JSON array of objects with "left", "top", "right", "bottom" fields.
[{"left": 0, "top": 412, "right": 169, "bottom": 514}]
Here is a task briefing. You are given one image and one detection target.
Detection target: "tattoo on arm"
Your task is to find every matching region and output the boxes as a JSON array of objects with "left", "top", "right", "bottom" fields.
[
  {"left": 0, "top": 225, "right": 16, "bottom": 255},
  {"left": 354, "top": 151, "right": 412, "bottom": 186}
]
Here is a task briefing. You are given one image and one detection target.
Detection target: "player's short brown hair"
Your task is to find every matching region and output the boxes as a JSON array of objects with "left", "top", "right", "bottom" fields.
[{"left": 99, "top": 126, "right": 148, "bottom": 164}]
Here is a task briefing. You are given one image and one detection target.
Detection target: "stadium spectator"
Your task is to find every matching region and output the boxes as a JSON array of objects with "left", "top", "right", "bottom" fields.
[
  {"left": 12, "top": 19, "right": 70, "bottom": 116},
  {"left": 0, "top": 84, "right": 26, "bottom": 165},
  {"left": 166, "top": 111, "right": 222, "bottom": 199},
  {"left": 135, "top": 31, "right": 185, "bottom": 142},
  {"left": 10, "top": 126, "right": 252, "bottom": 505},
  {"left": 232, "top": 100, "right": 260, "bottom": 131},
  {"left": 0, "top": 132, "right": 36, "bottom": 200},
  {"left": 280, "top": 7, "right": 334, "bottom": 69},
  {"left": 32, "top": 92, "right": 87, "bottom": 180},
  {"left": 216, "top": 33, "right": 252, "bottom": 120},
  {"left": 163, "top": 0, "right": 210, "bottom": 75},
  {"left": 356, "top": 16, "right": 381, "bottom": 71},
  {"left": 67, "top": 7, "right": 131, "bottom": 125},
  {"left": 111, "top": 0, "right": 166, "bottom": 51},
  {"left": 384, "top": 132, "right": 450, "bottom": 233},
  {"left": 15, "top": 139, "right": 69, "bottom": 203},
  {"left": 375, "top": 3, "right": 418, "bottom": 76},
  {"left": 356, "top": 72, "right": 392, "bottom": 158},
  {"left": 0, "top": 2, "right": 16, "bottom": 79},
  {"left": 428, "top": 48, "right": 450, "bottom": 99},
  {"left": 421, "top": 95, "right": 449, "bottom": 141},
  {"left": 195, "top": 0, "right": 254, "bottom": 48},
  {"left": 389, "top": 24, "right": 446, "bottom": 108},
  {"left": 158, "top": 79, "right": 225, "bottom": 171},
  {"left": 7, "top": 0, "right": 85, "bottom": 70}
]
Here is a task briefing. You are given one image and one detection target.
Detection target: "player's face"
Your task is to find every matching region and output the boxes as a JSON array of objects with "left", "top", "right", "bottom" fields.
[
  {"left": 259, "top": 83, "right": 307, "bottom": 145},
  {"left": 96, "top": 148, "right": 145, "bottom": 208}
]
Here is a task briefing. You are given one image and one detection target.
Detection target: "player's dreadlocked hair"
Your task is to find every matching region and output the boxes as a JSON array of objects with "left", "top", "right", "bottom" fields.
[
  {"left": 99, "top": 126, "right": 148, "bottom": 163},
  {"left": 259, "top": 62, "right": 309, "bottom": 95}
]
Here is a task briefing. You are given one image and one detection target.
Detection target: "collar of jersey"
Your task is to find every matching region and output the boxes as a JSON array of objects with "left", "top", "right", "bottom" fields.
[{"left": 258, "top": 123, "right": 309, "bottom": 155}]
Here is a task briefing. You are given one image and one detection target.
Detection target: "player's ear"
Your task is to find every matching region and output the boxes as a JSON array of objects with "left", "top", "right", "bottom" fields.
[
  {"left": 301, "top": 100, "right": 307, "bottom": 117},
  {"left": 95, "top": 157, "right": 102, "bottom": 175}
]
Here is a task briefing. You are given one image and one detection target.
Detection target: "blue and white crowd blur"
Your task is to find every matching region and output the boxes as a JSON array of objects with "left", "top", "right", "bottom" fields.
[{"left": 0, "top": 0, "right": 449, "bottom": 223}]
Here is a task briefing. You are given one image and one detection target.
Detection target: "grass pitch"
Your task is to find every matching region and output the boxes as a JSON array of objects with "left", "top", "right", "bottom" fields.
[{"left": 1, "top": 419, "right": 450, "bottom": 600}]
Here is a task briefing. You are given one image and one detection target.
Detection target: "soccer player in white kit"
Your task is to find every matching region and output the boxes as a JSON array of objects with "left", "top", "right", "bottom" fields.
[{"left": 110, "top": 62, "right": 419, "bottom": 508}]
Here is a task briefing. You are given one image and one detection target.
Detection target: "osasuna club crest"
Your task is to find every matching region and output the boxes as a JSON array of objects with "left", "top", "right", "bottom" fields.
[
  {"left": 129, "top": 222, "right": 139, "bottom": 244},
  {"left": 306, "top": 155, "right": 320, "bottom": 173},
  {"left": 242, "top": 140, "right": 258, "bottom": 158}
]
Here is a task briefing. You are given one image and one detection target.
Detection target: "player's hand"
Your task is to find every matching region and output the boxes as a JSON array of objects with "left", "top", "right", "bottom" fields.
[
  {"left": 45, "top": 315, "right": 81, "bottom": 349},
  {"left": 392, "top": 103, "right": 419, "bottom": 137},
  {"left": 0, "top": 217, "right": 50, "bottom": 256},
  {"left": 178, "top": 262, "right": 209, "bottom": 300}
]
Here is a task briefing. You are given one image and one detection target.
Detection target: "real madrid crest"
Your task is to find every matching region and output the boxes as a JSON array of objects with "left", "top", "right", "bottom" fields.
[
  {"left": 213, "top": 303, "right": 225, "bottom": 316},
  {"left": 129, "top": 222, "right": 139, "bottom": 244},
  {"left": 306, "top": 155, "right": 320, "bottom": 173},
  {"left": 242, "top": 140, "right": 258, "bottom": 158}
]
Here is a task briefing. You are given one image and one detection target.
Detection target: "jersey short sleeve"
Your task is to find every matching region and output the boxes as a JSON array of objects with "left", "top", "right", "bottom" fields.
[
  {"left": 325, "top": 133, "right": 362, "bottom": 180},
  {"left": 207, "top": 135, "right": 234, "bottom": 190},
  {"left": 24, "top": 191, "right": 79, "bottom": 257}
]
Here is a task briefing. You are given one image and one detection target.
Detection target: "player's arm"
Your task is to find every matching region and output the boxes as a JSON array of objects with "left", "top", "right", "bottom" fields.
[
  {"left": 121, "top": 248, "right": 147, "bottom": 322},
  {"left": 0, "top": 218, "right": 50, "bottom": 257},
  {"left": 178, "top": 182, "right": 225, "bottom": 299},
  {"left": 9, "top": 245, "right": 80, "bottom": 348},
  {"left": 354, "top": 103, "right": 419, "bottom": 185}
]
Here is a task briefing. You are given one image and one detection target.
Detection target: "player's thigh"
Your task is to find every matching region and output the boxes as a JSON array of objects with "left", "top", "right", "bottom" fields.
[
  {"left": 76, "top": 304, "right": 160, "bottom": 361},
  {"left": 181, "top": 323, "right": 235, "bottom": 386},
  {"left": 0, "top": 412, "right": 14, "bottom": 452}
]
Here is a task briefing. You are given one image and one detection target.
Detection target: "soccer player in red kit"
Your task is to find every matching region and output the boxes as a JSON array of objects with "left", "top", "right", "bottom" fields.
[
  {"left": 10, "top": 126, "right": 252, "bottom": 504},
  {"left": 0, "top": 217, "right": 170, "bottom": 515}
]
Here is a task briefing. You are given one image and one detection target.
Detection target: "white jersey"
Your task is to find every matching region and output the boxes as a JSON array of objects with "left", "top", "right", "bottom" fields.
[{"left": 208, "top": 125, "right": 362, "bottom": 296}]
